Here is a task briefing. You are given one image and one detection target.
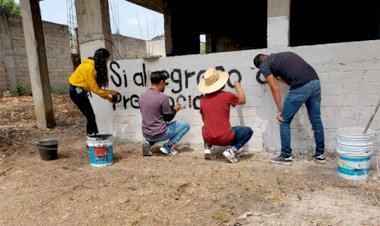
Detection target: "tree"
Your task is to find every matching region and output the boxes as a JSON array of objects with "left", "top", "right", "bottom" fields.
[{"left": 0, "top": 0, "right": 20, "bottom": 15}]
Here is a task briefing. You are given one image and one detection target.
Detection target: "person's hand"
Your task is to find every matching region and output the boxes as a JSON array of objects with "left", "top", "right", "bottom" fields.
[
  {"left": 276, "top": 111, "right": 283, "bottom": 124},
  {"left": 107, "top": 95, "right": 113, "bottom": 103},
  {"left": 234, "top": 81, "right": 241, "bottom": 89},
  {"left": 109, "top": 90, "right": 118, "bottom": 96},
  {"left": 174, "top": 103, "right": 181, "bottom": 112}
]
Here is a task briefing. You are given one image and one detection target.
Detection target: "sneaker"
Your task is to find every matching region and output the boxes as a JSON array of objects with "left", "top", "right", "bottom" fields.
[
  {"left": 270, "top": 155, "right": 293, "bottom": 165},
  {"left": 222, "top": 148, "right": 238, "bottom": 163},
  {"left": 142, "top": 140, "right": 152, "bottom": 156},
  {"left": 169, "top": 148, "right": 178, "bottom": 156},
  {"left": 159, "top": 144, "right": 171, "bottom": 155},
  {"left": 204, "top": 148, "right": 212, "bottom": 160},
  {"left": 312, "top": 154, "right": 326, "bottom": 164}
]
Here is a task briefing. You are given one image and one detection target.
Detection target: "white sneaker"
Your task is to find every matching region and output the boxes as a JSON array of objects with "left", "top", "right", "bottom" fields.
[
  {"left": 222, "top": 148, "right": 238, "bottom": 163},
  {"left": 159, "top": 144, "right": 171, "bottom": 155},
  {"left": 169, "top": 148, "right": 178, "bottom": 155},
  {"left": 204, "top": 148, "right": 212, "bottom": 160}
]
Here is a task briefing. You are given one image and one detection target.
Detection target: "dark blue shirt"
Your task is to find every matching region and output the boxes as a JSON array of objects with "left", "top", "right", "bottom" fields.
[{"left": 260, "top": 52, "right": 319, "bottom": 90}]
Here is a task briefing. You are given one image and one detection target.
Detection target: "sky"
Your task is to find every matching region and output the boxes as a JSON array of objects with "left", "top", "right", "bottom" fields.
[{"left": 15, "top": 0, "right": 164, "bottom": 40}]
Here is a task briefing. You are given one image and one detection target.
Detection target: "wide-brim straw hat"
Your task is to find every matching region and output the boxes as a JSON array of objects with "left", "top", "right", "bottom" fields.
[{"left": 198, "top": 68, "right": 229, "bottom": 94}]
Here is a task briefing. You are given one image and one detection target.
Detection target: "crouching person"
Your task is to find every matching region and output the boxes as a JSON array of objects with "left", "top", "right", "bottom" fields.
[
  {"left": 138, "top": 71, "right": 190, "bottom": 156},
  {"left": 198, "top": 68, "right": 253, "bottom": 163}
]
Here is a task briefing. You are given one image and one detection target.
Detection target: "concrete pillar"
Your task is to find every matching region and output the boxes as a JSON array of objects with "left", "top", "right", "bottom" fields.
[
  {"left": 163, "top": 0, "right": 172, "bottom": 56},
  {"left": 75, "top": 0, "right": 113, "bottom": 60},
  {"left": 20, "top": 0, "right": 55, "bottom": 128},
  {"left": 267, "top": 0, "right": 290, "bottom": 48},
  {"left": 75, "top": 0, "right": 113, "bottom": 134}
]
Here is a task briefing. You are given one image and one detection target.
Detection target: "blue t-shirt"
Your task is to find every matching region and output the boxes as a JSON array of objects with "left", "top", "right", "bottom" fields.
[{"left": 260, "top": 52, "right": 319, "bottom": 90}]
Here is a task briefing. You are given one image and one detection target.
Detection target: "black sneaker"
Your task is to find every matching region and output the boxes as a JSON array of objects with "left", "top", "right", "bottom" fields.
[
  {"left": 312, "top": 154, "right": 326, "bottom": 164},
  {"left": 142, "top": 140, "right": 152, "bottom": 156},
  {"left": 270, "top": 155, "right": 293, "bottom": 165}
]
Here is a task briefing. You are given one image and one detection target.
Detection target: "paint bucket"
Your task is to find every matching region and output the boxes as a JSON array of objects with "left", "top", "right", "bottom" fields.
[
  {"left": 87, "top": 134, "right": 113, "bottom": 167},
  {"left": 336, "top": 127, "right": 375, "bottom": 180},
  {"left": 337, "top": 152, "right": 372, "bottom": 180},
  {"left": 36, "top": 139, "right": 58, "bottom": 160}
]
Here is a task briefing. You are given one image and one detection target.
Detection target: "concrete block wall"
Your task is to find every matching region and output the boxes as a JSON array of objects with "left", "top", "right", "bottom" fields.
[
  {"left": 4, "top": 15, "right": 29, "bottom": 89},
  {"left": 112, "top": 34, "right": 146, "bottom": 60},
  {"left": 42, "top": 21, "right": 73, "bottom": 90},
  {"left": 0, "top": 55, "right": 7, "bottom": 91},
  {"left": 0, "top": 13, "right": 164, "bottom": 92},
  {"left": 92, "top": 40, "right": 379, "bottom": 155},
  {"left": 0, "top": 13, "right": 73, "bottom": 91},
  {"left": 146, "top": 38, "right": 165, "bottom": 57}
]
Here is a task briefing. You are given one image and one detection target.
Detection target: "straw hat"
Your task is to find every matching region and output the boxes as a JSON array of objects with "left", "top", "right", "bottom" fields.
[{"left": 198, "top": 68, "right": 229, "bottom": 94}]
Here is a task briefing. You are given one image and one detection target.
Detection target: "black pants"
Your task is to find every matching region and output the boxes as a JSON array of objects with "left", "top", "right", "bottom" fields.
[{"left": 69, "top": 85, "right": 98, "bottom": 135}]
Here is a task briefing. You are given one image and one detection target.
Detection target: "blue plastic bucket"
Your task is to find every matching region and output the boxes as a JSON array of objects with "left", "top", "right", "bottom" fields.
[{"left": 87, "top": 134, "right": 113, "bottom": 167}]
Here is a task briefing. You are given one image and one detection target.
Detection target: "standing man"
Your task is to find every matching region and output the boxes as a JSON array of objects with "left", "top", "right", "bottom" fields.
[
  {"left": 254, "top": 52, "right": 325, "bottom": 165},
  {"left": 198, "top": 68, "right": 253, "bottom": 163},
  {"left": 139, "top": 71, "right": 190, "bottom": 156}
]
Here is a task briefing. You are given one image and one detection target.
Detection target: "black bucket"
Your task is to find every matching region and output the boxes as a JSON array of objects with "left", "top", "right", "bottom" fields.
[{"left": 36, "top": 139, "right": 58, "bottom": 160}]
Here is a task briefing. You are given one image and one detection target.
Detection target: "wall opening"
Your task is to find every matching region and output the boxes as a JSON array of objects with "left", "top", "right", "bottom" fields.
[{"left": 290, "top": 0, "right": 380, "bottom": 46}]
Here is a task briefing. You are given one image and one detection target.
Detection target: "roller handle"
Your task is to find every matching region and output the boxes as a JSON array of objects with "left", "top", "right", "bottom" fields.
[{"left": 363, "top": 98, "right": 380, "bottom": 134}]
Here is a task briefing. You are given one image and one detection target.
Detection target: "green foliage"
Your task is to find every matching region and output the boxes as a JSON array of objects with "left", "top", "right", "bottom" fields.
[
  {"left": 0, "top": 0, "right": 20, "bottom": 15},
  {"left": 211, "top": 210, "right": 230, "bottom": 223},
  {"left": 10, "top": 84, "right": 29, "bottom": 96}
]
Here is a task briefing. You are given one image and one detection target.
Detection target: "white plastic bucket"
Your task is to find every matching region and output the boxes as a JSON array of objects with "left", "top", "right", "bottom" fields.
[
  {"left": 87, "top": 134, "right": 113, "bottom": 167},
  {"left": 336, "top": 142, "right": 373, "bottom": 155},
  {"left": 337, "top": 153, "right": 372, "bottom": 180},
  {"left": 336, "top": 127, "right": 375, "bottom": 180},
  {"left": 336, "top": 127, "right": 375, "bottom": 146}
]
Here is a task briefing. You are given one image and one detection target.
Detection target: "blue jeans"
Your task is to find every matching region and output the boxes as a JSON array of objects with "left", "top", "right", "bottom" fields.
[
  {"left": 280, "top": 80, "right": 325, "bottom": 157},
  {"left": 145, "top": 121, "right": 190, "bottom": 146},
  {"left": 204, "top": 126, "right": 253, "bottom": 152}
]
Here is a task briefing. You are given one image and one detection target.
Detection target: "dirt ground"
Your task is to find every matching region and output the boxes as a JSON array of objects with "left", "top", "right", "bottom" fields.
[{"left": 0, "top": 94, "right": 379, "bottom": 226}]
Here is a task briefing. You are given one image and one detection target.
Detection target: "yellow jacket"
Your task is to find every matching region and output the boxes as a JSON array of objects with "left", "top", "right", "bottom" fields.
[{"left": 68, "top": 58, "right": 110, "bottom": 98}]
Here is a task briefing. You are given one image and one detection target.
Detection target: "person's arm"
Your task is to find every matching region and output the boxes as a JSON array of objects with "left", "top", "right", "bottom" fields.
[
  {"left": 266, "top": 74, "right": 283, "bottom": 124},
  {"left": 163, "top": 103, "right": 181, "bottom": 122},
  {"left": 276, "top": 76, "right": 287, "bottom": 85},
  {"left": 86, "top": 69, "right": 119, "bottom": 103},
  {"left": 85, "top": 68, "right": 110, "bottom": 99},
  {"left": 234, "top": 81, "right": 246, "bottom": 105}
]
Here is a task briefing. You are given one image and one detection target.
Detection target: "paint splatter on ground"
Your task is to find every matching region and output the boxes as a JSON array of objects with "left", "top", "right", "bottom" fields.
[{"left": 1, "top": 94, "right": 379, "bottom": 225}]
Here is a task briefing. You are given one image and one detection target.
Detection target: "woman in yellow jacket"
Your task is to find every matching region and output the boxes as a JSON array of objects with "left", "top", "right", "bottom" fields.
[{"left": 68, "top": 48, "right": 118, "bottom": 136}]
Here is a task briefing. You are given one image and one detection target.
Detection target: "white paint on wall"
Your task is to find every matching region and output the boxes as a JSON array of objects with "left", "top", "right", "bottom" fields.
[
  {"left": 79, "top": 40, "right": 106, "bottom": 61},
  {"left": 268, "top": 16, "right": 289, "bottom": 48},
  {"left": 89, "top": 40, "right": 380, "bottom": 155}
]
